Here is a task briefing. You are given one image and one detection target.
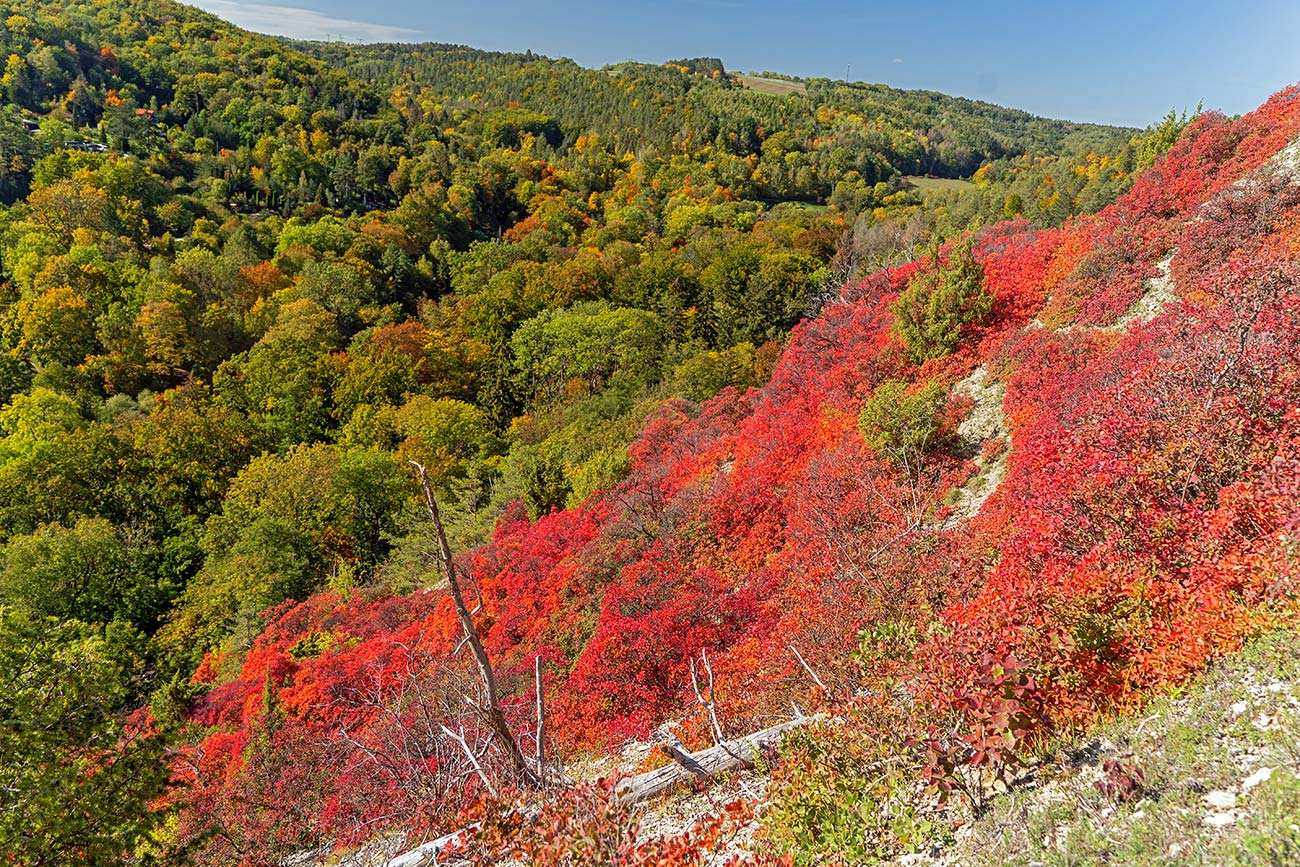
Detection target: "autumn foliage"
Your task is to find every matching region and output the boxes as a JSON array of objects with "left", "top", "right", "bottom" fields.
[{"left": 170, "top": 86, "right": 1300, "bottom": 862}]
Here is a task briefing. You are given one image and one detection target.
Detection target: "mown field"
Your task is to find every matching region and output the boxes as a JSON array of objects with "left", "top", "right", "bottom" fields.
[
  {"left": 904, "top": 174, "right": 978, "bottom": 192},
  {"left": 736, "top": 73, "right": 808, "bottom": 96}
]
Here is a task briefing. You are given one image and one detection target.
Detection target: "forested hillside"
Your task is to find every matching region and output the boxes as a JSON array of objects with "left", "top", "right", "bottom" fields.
[
  {"left": 0, "top": 0, "right": 1287, "bottom": 865},
  {"left": 302, "top": 41, "right": 1118, "bottom": 177},
  {"left": 301, "top": 40, "right": 1148, "bottom": 230}
]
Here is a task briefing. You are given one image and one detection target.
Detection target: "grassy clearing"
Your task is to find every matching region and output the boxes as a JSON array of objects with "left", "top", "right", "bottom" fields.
[
  {"left": 736, "top": 74, "right": 807, "bottom": 97},
  {"left": 766, "top": 200, "right": 827, "bottom": 215},
  {"left": 903, "top": 176, "right": 976, "bottom": 193},
  {"left": 947, "top": 630, "right": 1300, "bottom": 867}
]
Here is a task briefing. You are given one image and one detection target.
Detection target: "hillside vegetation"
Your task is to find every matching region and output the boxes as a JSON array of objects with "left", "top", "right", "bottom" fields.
[
  {"left": 167, "top": 90, "right": 1300, "bottom": 866},
  {"left": 0, "top": 0, "right": 1294, "bottom": 865},
  {"left": 951, "top": 628, "right": 1300, "bottom": 867}
]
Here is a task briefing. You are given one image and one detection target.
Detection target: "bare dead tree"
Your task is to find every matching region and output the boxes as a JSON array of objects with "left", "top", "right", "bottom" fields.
[
  {"left": 534, "top": 654, "right": 546, "bottom": 784},
  {"left": 410, "top": 460, "right": 538, "bottom": 789},
  {"left": 324, "top": 639, "right": 493, "bottom": 838},
  {"left": 689, "top": 649, "right": 726, "bottom": 745},
  {"left": 833, "top": 210, "right": 929, "bottom": 287}
]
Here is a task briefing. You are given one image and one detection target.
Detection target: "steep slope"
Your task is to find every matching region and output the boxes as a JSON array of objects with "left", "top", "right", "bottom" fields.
[
  {"left": 939, "top": 628, "right": 1300, "bottom": 867},
  {"left": 3, "top": 3, "right": 1297, "bottom": 865},
  {"left": 171, "top": 84, "right": 1300, "bottom": 865}
]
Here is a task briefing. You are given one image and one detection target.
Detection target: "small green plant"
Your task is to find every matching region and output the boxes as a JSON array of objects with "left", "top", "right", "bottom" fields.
[
  {"left": 760, "top": 716, "right": 938, "bottom": 865},
  {"left": 855, "top": 619, "right": 920, "bottom": 674},
  {"left": 859, "top": 379, "right": 949, "bottom": 475},
  {"left": 287, "top": 629, "right": 334, "bottom": 660}
]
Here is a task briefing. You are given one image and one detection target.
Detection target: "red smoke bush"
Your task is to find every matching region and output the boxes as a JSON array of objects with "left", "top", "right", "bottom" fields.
[{"left": 171, "top": 86, "right": 1300, "bottom": 862}]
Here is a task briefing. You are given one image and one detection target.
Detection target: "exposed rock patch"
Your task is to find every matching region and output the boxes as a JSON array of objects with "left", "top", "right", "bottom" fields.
[
  {"left": 941, "top": 365, "right": 1008, "bottom": 529},
  {"left": 1110, "top": 253, "right": 1177, "bottom": 331}
]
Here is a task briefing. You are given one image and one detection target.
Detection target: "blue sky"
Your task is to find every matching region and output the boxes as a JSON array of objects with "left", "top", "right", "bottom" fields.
[{"left": 191, "top": 0, "right": 1300, "bottom": 128}]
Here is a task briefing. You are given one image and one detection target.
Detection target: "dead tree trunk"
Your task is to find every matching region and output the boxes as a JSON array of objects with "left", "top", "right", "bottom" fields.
[
  {"left": 535, "top": 654, "right": 546, "bottom": 783},
  {"left": 410, "top": 460, "right": 538, "bottom": 790},
  {"left": 616, "top": 717, "right": 810, "bottom": 805}
]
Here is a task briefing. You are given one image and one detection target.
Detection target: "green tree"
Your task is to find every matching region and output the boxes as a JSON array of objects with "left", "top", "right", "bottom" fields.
[
  {"left": 519, "top": 441, "right": 571, "bottom": 519},
  {"left": 392, "top": 395, "right": 502, "bottom": 486},
  {"left": 0, "top": 608, "right": 169, "bottom": 865},
  {"left": 0, "top": 517, "right": 162, "bottom": 630},
  {"left": 158, "top": 444, "right": 408, "bottom": 661},
  {"left": 0, "top": 390, "right": 138, "bottom": 535},
  {"left": 14, "top": 285, "right": 98, "bottom": 366},
  {"left": 1134, "top": 105, "right": 1199, "bottom": 171},
  {"left": 891, "top": 239, "right": 990, "bottom": 364},
  {"left": 510, "top": 302, "right": 662, "bottom": 403},
  {"left": 213, "top": 298, "right": 342, "bottom": 446},
  {"left": 670, "top": 342, "right": 760, "bottom": 402},
  {"left": 1002, "top": 191, "right": 1024, "bottom": 218}
]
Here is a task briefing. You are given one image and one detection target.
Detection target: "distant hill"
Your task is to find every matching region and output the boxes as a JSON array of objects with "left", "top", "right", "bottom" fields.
[{"left": 299, "top": 39, "right": 1134, "bottom": 181}]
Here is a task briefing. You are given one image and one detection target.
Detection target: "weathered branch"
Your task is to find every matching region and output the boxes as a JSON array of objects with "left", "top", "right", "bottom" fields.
[
  {"left": 659, "top": 730, "right": 715, "bottom": 781},
  {"left": 535, "top": 654, "right": 546, "bottom": 784},
  {"left": 788, "top": 643, "right": 830, "bottom": 695},
  {"left": 440, "top": 724, "right": 497, "bottom": 798},
  {"left": 689, "top": 649, "right": 725, "bottom": 745},
  {"left": 382, "top": 825, "right": 477, "bottom": 867}
]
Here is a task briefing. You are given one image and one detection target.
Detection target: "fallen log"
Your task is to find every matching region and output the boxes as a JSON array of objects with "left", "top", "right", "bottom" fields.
[
  {"left": 380, "top": 826, "right": 471, "bottom": 867},
  {"left": 616, "top": 717, "right": 810, "bottom": 805},
  {"left": 378, "top": 717, "right": 814, "bottom": 865}
]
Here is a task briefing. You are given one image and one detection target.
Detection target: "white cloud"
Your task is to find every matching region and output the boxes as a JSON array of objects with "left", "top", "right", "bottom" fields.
[
  {"left": 893, "top": 57, "right": 904, "bottom": 64},
  {"left": 190, "top": 0, "right": 418, "bottom": 42}
]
